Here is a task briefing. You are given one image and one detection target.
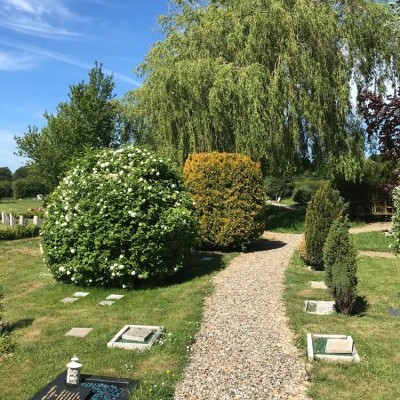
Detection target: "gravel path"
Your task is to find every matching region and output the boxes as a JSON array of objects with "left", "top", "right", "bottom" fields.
[
  {"left": 350, "top": 222, "right": 392, "bottom": 234},
  {"left": 174, "top": 232, "right": 309, "bottom": 400}
]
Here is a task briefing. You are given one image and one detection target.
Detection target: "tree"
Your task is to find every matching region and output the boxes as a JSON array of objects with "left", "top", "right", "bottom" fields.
[
  {"left": 129, "top": 0, "right": 399, "bottom": 177},
  {"left": 358, "top": 88, "right": 400, "bottom": 164},
  {"left": 15, "top": 63, "right": 132, "bottom": 189},
  {"left": 305, "top": 182, "right": 344, "bottom": 269},
  {"left": 323, "top": 215, "right": 357, "bottom": 315},
  {"left": 0, "top": 167, "right": 12, "bottom": 181}
]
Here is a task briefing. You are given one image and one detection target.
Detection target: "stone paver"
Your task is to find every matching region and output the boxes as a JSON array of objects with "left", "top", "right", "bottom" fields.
[{"left": 64, "top": 327, "right": 93, "bottom": 337}]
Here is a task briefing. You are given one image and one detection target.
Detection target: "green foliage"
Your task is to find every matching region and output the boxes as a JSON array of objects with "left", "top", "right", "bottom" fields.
[
  {"left": 292, "top": 185, "right": 313, "bottom": 205},
  {"left": 0, "top": 225, "right": 40, "bottom": 241},
  {"left": 12, "top": 176, "right": 48, "bottom": 199},
  {"left": 0, "top": 167, "right": 12, "bottom": 181},
  {"left": 393, "top": 186, "right": 400, "bottom": 253},
  {"left": 184, "top": 152, "right": 265, "bottom": 250},
  {"left": 15, "top": 64, "right": 132, "bottom": 189},
  {"left": 264, "top": 176, "right": 294, "bottom": 200},
  {"left": 42, "top": 146, "right": 198, "bottom": 288},
  {"left": 323, "top": 215, "right": 357, "bottom": 315},
  {"left": 12, "top": 165, "right": 31, "bottom": 180},
  {"left": 0, "top": 181, "right": 12, "bottom": 199},
  {"left": 129, "top": 0, "right": 398, "bottom": 177},
  {"left": 305, "top": 182, "right": 344, "bottom": 268}
]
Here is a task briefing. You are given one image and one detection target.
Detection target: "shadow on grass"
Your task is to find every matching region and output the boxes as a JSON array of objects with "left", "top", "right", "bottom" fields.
[
  {"left": 264, "top": 204, "right": 306, "bottom": 233},
  {"left": 135, "top": 251, "right": 231, "bottom": 290},
  {"left": 351, "top": 296, "right": 369, "bottom": 316},
  {"left": 6, "top": 318, "right": 34, "bottom": 332},
  {"left": 245, "top": 238, "right": 287, "bottom": 252}
]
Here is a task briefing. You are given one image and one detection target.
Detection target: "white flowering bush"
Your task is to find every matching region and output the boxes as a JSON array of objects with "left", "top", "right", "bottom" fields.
[
  {"left": 42, "top": 146, "right": 198, "bottom": 287},
  {"left": 392, "top": 186, "right": 400, "bottom": 254}
]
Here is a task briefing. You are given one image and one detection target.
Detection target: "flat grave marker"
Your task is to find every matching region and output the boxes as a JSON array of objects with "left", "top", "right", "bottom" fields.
[
  {"left": 108, "top": 325, "right": 163, "bottom": 350},
  {"left": 388, "top": 307, "right": 400, "bottom": 317},
  {"left": 98, "top": 300, "right": 115, "bottom": 306},
  {"left": 64, "top": 328, "right": 93, "bottom": 338},
  {"left": 307, "top": 333, "right": 360, "bottom": 363},
  {"left": 304, "top": 300, "right": 335, "bottom": 315},
  {"left": 72, "top": 292, "right": 90, "bottom": 298},
  {"left": 106, "top": 294, "right": 124, "bottom": 300},
  {"left": 61, "top": 297, "right": 79, "bottom": 304},
  {"left": 309, "top": 281, "right": 328, "bottom": 289},
  {"left": 200, "top": 257, "right": 215, "bottom": 261}
]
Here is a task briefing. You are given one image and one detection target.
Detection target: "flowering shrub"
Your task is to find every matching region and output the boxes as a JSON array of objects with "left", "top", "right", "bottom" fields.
[
  {"left": 42, "top": 146, "right": 198, "bottom": 287},
  {"left": 392, "top": 186, "right": 400, "bottom": 254}
]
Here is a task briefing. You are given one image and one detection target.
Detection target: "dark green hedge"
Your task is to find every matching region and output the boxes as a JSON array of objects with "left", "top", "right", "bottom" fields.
[{"left": 0, "top": 225, "right": 40, "bottom": 241}]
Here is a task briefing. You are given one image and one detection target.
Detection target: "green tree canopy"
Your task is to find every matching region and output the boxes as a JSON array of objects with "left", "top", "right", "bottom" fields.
[
  {"left": 15, "top": 63, "right": 132, "bottom": 189},
  {"left": 129, "top": 0, "right": 399, "bottom": 178},
  {"left": 0, "top": 167, "right": 12, "bottom": 181}
]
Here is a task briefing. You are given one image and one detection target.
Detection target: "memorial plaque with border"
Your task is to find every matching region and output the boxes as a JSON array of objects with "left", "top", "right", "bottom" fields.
[{"left": 32, "top": 371, "right": 138, "bottom": 400}]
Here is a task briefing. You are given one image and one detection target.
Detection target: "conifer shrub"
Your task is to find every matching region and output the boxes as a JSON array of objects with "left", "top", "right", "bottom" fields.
[
  {"left": 42, "top": 146, "right": 198, "bottom": 287},
  {"left": 184, "top": 152, "right": 265, "bottom": 250},
  {"left": 323, "top": 215, "right": 357, "bottom": 315},
  {"left": 392, "top": 186, "right": 400, "bottom": 254},
  {"left": 304, "top": 182, "right": 344, "bottom": 269}
]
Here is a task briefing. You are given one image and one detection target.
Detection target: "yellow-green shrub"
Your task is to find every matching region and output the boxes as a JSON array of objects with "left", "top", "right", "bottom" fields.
[{"left": 184, "top": 152, "right": 265, "bottom": 250}]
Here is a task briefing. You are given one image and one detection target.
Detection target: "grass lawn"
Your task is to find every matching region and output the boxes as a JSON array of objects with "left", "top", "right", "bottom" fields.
[
  {"left": 0, "top": 198, "right": 43, "bottom": 214},
  {"left": 285, "top": 252, "right": 400, "bottom": 400},
  {"left": 0, "top": 237, "right": 236, "bottom": 399},
  {"left": 352, "top": 231, "right": 393, "bottom": 252},
  {"left": 264, "top": 204, "right": 306, "bottom": 233}
]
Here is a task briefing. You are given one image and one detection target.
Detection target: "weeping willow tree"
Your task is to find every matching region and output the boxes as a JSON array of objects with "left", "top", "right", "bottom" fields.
[{"left": 129, "top": 0, "right": 400, "bottom": 177}]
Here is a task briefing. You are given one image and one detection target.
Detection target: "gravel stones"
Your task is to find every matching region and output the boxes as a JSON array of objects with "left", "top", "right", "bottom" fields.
[{"left": 175, "top": 232, "right": 309, "bottom": 400}]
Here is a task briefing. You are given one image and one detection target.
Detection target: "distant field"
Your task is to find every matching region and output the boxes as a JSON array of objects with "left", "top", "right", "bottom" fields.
[{"left": 0, "top": 199, "right": 43, "bottom": 214}]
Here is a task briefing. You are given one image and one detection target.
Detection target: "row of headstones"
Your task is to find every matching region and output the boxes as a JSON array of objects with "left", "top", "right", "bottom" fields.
[{"left": 1, "top": 212, "right": 42, "bottom": 226}]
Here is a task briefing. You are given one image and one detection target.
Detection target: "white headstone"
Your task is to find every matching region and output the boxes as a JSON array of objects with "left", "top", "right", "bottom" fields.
[
  {"left": 37, "top": 194, "right": 43, "bottom": 201},
  {"left": 1, "top": 212, "right": 9, "bottom": 225},
  {"left": 33, "top": 216, "right": 42, "bottom": 226},
  {"left": 9, "top": 214, "right": 16, "bottom": 226},
  {"left": 19, "top": 215, "right": 26, "bottom": 225}
]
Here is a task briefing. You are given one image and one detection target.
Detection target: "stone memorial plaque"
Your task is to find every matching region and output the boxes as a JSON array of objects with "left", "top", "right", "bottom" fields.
[
  {"left": 106, "top": 294, "right": 124, "bottom": 300},
  {"left": 64, "top": 328, "right": 93, "bottom": 338},
  {"left": 325, "top": 338, "right": 353, "bottom": 354},
  {"left": 98, "top": 300, "right": 115, "bottom": 306},
  {"left": 72, "top": 292, "right": 90, "bottom": 298},
  {"left": 388, "top": 307, "right": 400, "bottom": 317},
  {"left": 122, "top": 327, "right": 153, "bottom": 342},
  {"left": 32, "top": 373, "right": 92, "bottom": 400},
  {"left": 309, "top": 281, "right": 328, "bottom": 289},
  {"left": 61, "top": 297, "right": 79, "bottom": 304}
]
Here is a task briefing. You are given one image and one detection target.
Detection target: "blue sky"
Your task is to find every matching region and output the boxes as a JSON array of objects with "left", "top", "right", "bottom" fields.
[{"left": 0, "top": 0, "right": 169, "bottom": 172}]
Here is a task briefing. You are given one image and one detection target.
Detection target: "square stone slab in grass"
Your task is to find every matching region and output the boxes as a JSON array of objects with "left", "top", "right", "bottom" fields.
[
  {"left": 108, "top": 325, "right": 164, "bottom": 350},
  {"left": 106, "top": 294, "right": 124, "bottom": 300},
  {"left": 98, "top": 300, "right": 115, "bottom": 306},
  {"left": 72, "top": 292, "right": 90, "bottom": 298},
  {"left": 64, "top": 327, "right": 93, "bottom": 337},
  {"left": 201, "top": 257, "right": 215, "bottom": 261},
  {"left": 61, "top": 297, "right": 79, "bottom": 304},
  {"left": 304, "top": 300, "right": 335, "bottom": 315},
  {"left": 388, "top": 307, "right": 400, "bottom": 317},
  {"left": 309, "top": 281, "right": 328, "bottom": 289},
  {"left": 307, "top": 333, "right": 360, "bottom": 363}
]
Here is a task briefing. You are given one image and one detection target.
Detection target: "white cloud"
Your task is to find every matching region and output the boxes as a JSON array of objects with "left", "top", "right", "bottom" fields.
[
  {"left": 0, "top": 51, "right": 36, "bottom": 70},
  {"left": 0, "top": 37, "right": 141, "bottom": 86},
  {"left": 0, "top": 0, "right": 83, "bottom": 39}
]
